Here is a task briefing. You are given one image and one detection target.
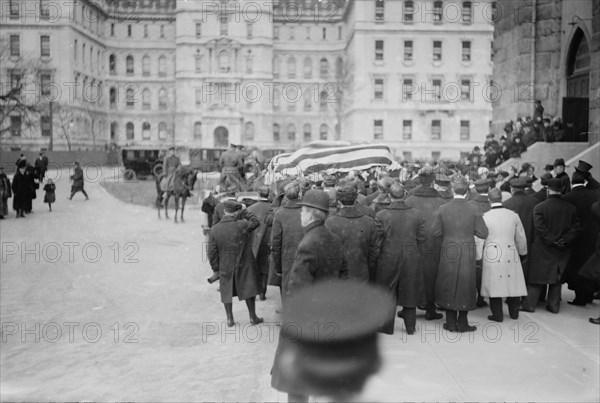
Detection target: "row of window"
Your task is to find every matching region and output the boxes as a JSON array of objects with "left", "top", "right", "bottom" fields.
[
  {"left": 374, "top": 39, "right": 492, "bottom": 63},
  {"left": 372, "top": 119, "right": 472, "bottom": 141},
  {"left": 113, "top": 122, "right": 171, "bottom": 141},
  {"left": 108, "top": 54, "right": 168, "bottom": 76},
  {"left": 8, "top": 34, "right": 50, "bottom": 57},
  {"left": 273, "top": 25, "right": 343, "bottom": 41},
  {"left": 273, "top": 56, "right": 343, "bottom": 79},
  {"left": 375, "top": 77, "right": 477, "bottom": 102},
  {"left": 375, "top": 1, "right": 496, "bottom": 24},
  {"left": 110, "top": 23, "right": 166, "bottom": 39},
  {"left": 110, "top": 87, "right": 169, "bottom": 110},
  {"left": 272, "top": 123, "right": 330, "bottom": 142}
]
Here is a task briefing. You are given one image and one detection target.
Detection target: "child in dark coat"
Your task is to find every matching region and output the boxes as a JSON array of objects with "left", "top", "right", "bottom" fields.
[{"left": 43, "top": 179, "right": 56, "bottom": 211}]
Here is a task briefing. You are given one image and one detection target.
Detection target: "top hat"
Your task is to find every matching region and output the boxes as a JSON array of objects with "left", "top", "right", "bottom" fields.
[
  {"left": 574, "top": 160, "right": 592, "bottom": 173},
  {"left": 298, "top": 189, "right": 330, "bottom": 212}
]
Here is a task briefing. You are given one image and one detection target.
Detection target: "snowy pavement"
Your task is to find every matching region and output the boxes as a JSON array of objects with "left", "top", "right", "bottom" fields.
[{"left": 1, "top": 168, "right": 599, "bottom": 402}]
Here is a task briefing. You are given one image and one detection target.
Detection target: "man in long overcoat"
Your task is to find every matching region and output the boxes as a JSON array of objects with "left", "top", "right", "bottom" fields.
[
  {"left": 431, "top": 179, "right": 489, "bottom": 332},
  {"left": 376, "top": 183, "right": 427, "bottom": 335},
  {"left": 405, "top": 169, "right": 445, "bottom": 320},
  {"left": 160, "top": 147, "right": 181, "bottom": 193},
  {"left": 468, "top": 178, "right": 492, "bottom": 307},
  {"left": 503, "top": 178, "right": 539, "bottom": 284},
  {"left": 270, "top": 182, "right": 304, "bottom": 299},
  {"left": 325, "top": 186, "right": 380, "bottom": 283},
  {"left": 0, "top": 166, "right": 12, "bottom": 218},
  {"left": 285, "top": 189, "right": 348, "bottom": 298},
  {"left": 69, "top": 162, "right": 88, "bottom": 200},
  {"left": 34, "top": 152, "right": 48, "bottom": 181},
  {"left": 207, "top": 200, "right": 263, "bottom": 326},
  {"left": 11, "top": 161, "right": 29, "bottom": 217},
  {"left": 246, "top": 186, "right": 272, "bottom": 300},
  {"left": 561, "top": 171, "right": 599, "bottom": 305},
  {"left": 573, "top": 160, "right": 600, "bottom": 192},
  {"left": 522, "top": 178, "right": 582, "bottom": 313},
  {"left": 478, "top": 189, "right": 528, "bottom": 322}
]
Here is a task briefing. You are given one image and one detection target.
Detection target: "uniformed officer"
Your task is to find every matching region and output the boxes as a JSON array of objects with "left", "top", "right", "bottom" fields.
[
  {"left": 160, "top": 146, "right": 182, "bottom": 192},
  {"left": 219, "top": 144, "right": 243, "bottom": 185}
]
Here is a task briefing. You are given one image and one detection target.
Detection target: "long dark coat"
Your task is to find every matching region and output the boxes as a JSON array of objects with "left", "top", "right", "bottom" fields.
[
  {"left": 207, "top": 212, "right": 261, "bottom": 303},
  {"left": 431, "top": 198, "right": 489, "bottom": 311},
  {"left": 405, "top": 186, "right": 446, "bottom": 306},
  {"left": 561, "top": 186, "right": 600, "bottom": 286},
  {"left": 375, "top": 201, "right": 427, "bottom": 334},
  {"left": 285, "top": 220, "right": 348, "bottom": 298},
  {"left": 0, "top": 173, "right": 11, "bottom": 216},
  {"left": 11, "top": 170, "right": 30, "bottom": 212},
  {"left": 530, "top": 188, "right": 547, "bottom": 204},
  {"left": 529, "top": 195, "right": 582, "bottom": 284},
  {"left": 325, "top": 206, "right": 381, "bottom": 283},
  {"left": 269, "top": 199, "right": 303, "bottom": 291},
  {"left": 579, "top": 201, "right": 600, "bottom": 285},
  {"left": 71, "top": 166, "right": 85, "bottom": 191},
  {"left": 503, "top": 190, "right": 539, "bottom": 281},
  {"left": 556, "top": 171, "right": 571, "bottom": 194},
  {"left": 246, "top": 199, "right": 272, "bottom": 276},
  {"left": 468, "top": 194, "right": 491, "bottom": 216}
]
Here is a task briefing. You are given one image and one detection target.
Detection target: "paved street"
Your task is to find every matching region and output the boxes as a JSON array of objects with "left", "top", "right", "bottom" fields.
[{"left": 1, "top": 168, "right": 599, "bottom": 402}]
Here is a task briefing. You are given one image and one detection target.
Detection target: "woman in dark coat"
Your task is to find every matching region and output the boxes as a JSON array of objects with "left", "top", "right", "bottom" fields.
[
  {"left": 24, "top": 163, "right": 37, "bottom": 213},
  {"left": 43, "top": 179, "right": 56, "bottom": 211},
  {"left": 207, "top": 201, "right": 262, "bottom": 326},
  {"left": 11, "top": 162, "right": 29, "bottom": 218},
  {"left": 0, "top": 167, "right": 12, "bottom": 218},
  {"left": 69, "top": 162, "right": 89, "bottom": 200},
  {"left": 375, "top": 183, "right": 427, "bottom": 335}
]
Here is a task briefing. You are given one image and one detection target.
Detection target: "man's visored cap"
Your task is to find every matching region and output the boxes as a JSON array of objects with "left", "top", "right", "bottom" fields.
[
  {"left": 546, "top": 178, "right": 563, "bottom": 192},
  {"left": 540, "top": 172, "right": 553, "bottom": 186},
  {"left": 509, "top": 178, "right": 528, "bottom": 189},
  {"left": 298, "top": 189, "right": 330, "bottom": 212},
  {"left": 553, "top": 158, "right": 565, "bottom": 167},
  {"left": 574, "top": 160, "right": 593, "bottom": 173},
  {"left": 277, "top": 280, "right": 394, "bottom": 398},
  {"left": 223, "top": 200, "right": 242, "bottom": 213},
  {"left": 435, "top": 174, "right": 452, "bottom": 186},
  {"left": 474, "top": 178, "right": 490, "bottom": 189}
]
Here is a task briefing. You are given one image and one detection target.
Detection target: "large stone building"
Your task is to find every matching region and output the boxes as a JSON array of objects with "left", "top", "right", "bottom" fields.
[
  {"left": 493, "top": 0, "right": 599, "bottom": 144},
  {"left": 1, "top": 0, "right": 494, "bottom": 160}
]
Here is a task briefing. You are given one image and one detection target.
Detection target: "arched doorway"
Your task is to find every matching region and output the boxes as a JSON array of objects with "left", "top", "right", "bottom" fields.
[
  {"left": 563, "top": 28, "right": 590, "bottom": 142},
  {"left": 214, "top": 126, "right": 229, "bottom": 147}
]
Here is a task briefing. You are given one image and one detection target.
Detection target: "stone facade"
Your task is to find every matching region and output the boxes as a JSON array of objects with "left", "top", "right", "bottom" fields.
[{"left": 1, "top": 0, "right": 494, "bottom": 160}]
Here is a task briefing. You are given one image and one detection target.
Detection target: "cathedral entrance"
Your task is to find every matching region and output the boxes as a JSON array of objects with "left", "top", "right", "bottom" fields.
[
  {"left": 563, "top": 28, "right": 590, "bottom": 142},
  {"left": 214, "top": 126, "right": 229, "bottom": 147}
]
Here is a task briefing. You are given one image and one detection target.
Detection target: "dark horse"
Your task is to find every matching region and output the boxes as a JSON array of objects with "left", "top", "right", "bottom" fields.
[{"left": 154, "top": 166, "right": 198, "bottom": 223}]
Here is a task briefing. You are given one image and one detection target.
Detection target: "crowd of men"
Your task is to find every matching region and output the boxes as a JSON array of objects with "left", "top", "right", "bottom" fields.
[{"left": 202, "top": 156, "right": 599, "bottom": 400}]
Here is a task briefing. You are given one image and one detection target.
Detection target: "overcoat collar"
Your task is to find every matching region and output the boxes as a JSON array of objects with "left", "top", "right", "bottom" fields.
[
  {"left": 411, "top": 186, "right": 442, "bottom": 198},
  {"left": 285, "top": 199, "right": 301, "bottom": 209},
  {"left": 303, "top": 220, "right": 324, "bottom": 234},
  {"left": 337, "top": 206, "right": 364, "bottom": 218},
  {"left": 220, "top": 215, "right": 237, "bottom": 223},
  {"left": 387, "top": 200, "right": 411, "bottom": 210}
]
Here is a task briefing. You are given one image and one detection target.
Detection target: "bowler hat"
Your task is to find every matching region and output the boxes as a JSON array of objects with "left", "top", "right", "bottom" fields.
[
  {"left": 223, "top": 200, "right": 242, "bottom": 213},
  {"left": 276, "top": 280, "right": 394, "bottom": 398},
  {"left": 553, "top": 158, "right": 565, "bottom": 167},
  {"left": 574, "top": 160, "right": 592, "bottom": 173},
  {"left": 336, "top": 186, "right": 358, "bottom": 204},
  {"left": 388, "top": 183, "right": 405, "bottom": 199},
  {"left": 509, "top": 178, "right": 527, "bottom": 189},
  {"left": 298, "top": 189, "right": 330, "bottom": 212},
  {"left": 546, "top": 178, "right": 563, "bottom": 192}
]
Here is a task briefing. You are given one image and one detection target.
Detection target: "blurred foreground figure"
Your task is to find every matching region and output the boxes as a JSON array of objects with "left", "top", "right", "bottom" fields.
[{"left": 271, "top": 280, "right": 394, "bottom": 402}]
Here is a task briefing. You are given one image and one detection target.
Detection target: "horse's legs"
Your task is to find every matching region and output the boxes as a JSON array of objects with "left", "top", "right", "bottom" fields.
[
  {"left": 157, "top": 192, "right": 163, "bottom": 219},
  {"left": 173, "top": 195, "right": 179, "bottom": 223},
  {"left": 180, "top": 196, "right": 186, "bottom": 222},
  {"left": 164, "top": 193, "right": 170, "bottom": 218}
]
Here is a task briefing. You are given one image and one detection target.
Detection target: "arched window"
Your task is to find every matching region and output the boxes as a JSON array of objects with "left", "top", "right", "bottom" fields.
[
  {"left": 303, "top": 123, "right": 311, "bottom": 142},
  {"left": 126, "top": 55, "right": 134, "bottom": 75},
  {"left": 158, "top": 55, "right": 167, "bottom": 77},
  {"left": 303, "top": 57, "right": 312, "bottom": 78},
  {"left": 126, "top": 122, "right": 134, "bottom": 140},
  {"left": 273, "top": 56, "right": 280, "bottom": 78},
  {"left": 126, "top": 87, "right": 134, "bottom": 107},
  {"left": 273, "top": 123, "right": 280, "bottom": 142},
  {"left": 142, "top": 55, "right": 150, "bottom": 76},
  {"left": 109, "top": 54, "right": 116, "bottom": 74},
  {"left": 194, "top": 122, "right": 202, "bottom": 139},
  {"left": 319, "top": 124, "right": 328, "bottom": 140},
  {"left": 142, "top": 122, "right": 151, "bottom": 139},
  {"left": 288, "top": 56, "right": 296, "bottom": 78},
  {"left": 319, "top": 90, "right": 328, "bottom": 111},
  {"left": 287, "top": 123, "right": 296, "bottom": 142},
  {"left": 158, "top": 122, "right": 167, "bottom": 140},
  {"left": 142, "top": 88, "right": 151, "bottom": 109},
  {"left": 320, "top": 58, "right": 329, "bottom": 79},
  {"left": 335, "top": 57, "right": 343, "bottom": 79},
  {"left": 158, "top": 88, "right": 167, "bottom": 109},
  {"left": 110, "top": 122, "right": 117, "bottom": 141},
  {"left": 245, "top": 122, "right": 254, "bottom": 141}
]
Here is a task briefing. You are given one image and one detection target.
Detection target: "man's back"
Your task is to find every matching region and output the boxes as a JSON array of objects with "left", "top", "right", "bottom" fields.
[{"left": 503, "top": 191, "right": 538, "bottom": 244}]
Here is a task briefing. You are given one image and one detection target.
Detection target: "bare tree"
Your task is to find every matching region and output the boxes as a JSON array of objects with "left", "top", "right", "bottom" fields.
[
  {"left": 52, "top": 102, "right": 77, "bottom": 151},
  {"left": 332, "top": 56, "right": 355, "bottom": 140}
]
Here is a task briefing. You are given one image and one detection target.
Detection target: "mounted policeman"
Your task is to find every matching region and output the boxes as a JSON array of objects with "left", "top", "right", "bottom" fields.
[
  {"left": 160, "top": 146, "right": 182, "bottom": 193},
  {"left": 219, "top": 143, "right": 244, "bottom": 190}
]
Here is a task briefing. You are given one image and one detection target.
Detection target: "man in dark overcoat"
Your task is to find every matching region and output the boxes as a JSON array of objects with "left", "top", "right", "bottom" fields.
[
  {"left": 573, "top": 160, "right": 600, "bottom": 192},
  {"left": 503, "top": 178, "right": 539, "bottom": 284},
  {"left": 521, "top": 178, "right": 582, "bottom": 313},
  {"left": 578, "top": 201, "right": 600, "bottom": 324},
  {"left": 553, "top": 158, "right": 571, "bottom": 194},
  {"left": 160, "top": 147, "right": 182, "bottom": 193},
  {"left": 467, "top": 178, "right": 491, "bottom": 307},
  {"left": 11, "top": 161, "right": 29, "bottom": 218},
  {"left": 285, "top": 189, "right": 348, "bottom": 298},
  {"left": 561, "top": 171, "right": 599, "bottom": 305},
  {"left": 405, "top": 169, "right": 445, "bottom": 320},
  {"left": 24, "top": 163, "right": 37, "bottom": 213},
  {"left": 207, "top": 200, "right": 263, "bottom": 326},
  {"left": 431, "top": 179, "right": 489, "bottom": 332},
  {"left": 34, "top": 152, "right": 48, "bottom": 181},
  {"left": 246, "top": 186, "right": 272, "bottom": 300},
  {"left": 270, "top": 182, "right": 304, "bottom": 299},
  {"left": 325, "top": 186, "right": 380, "bottom": 283},
  {"left": 0, "top": 166, "right": 12, "bottom": 218},
  {"left": 69, "top": 161, "right": 89, "bottom": 200},
  {"left": 376, "top": 183, "right": 427, "bottom": 335}
]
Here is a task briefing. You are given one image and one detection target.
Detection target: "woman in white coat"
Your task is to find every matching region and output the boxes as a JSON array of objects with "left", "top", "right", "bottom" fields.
[{"left": 478, "top": 188, "right": 528, "bottom": 321}]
